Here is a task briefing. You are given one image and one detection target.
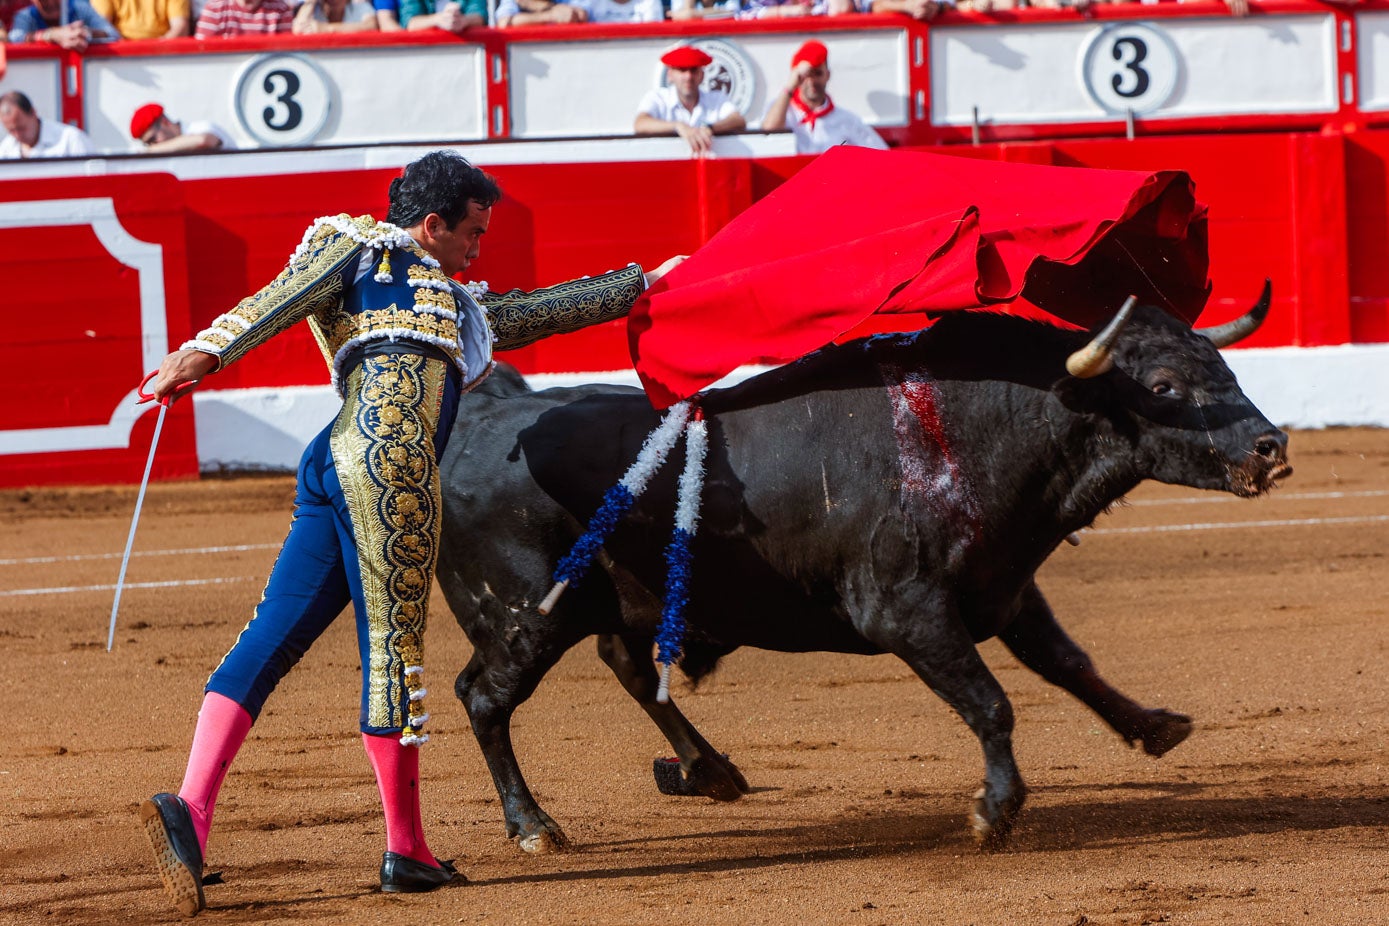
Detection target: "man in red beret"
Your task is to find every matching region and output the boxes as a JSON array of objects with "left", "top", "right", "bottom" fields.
[
  {"left": 761, "top": 39, "right": 888, "bottom": 156},
  {"left": 131, "top": 102, "right": 236, "bottom": 155},
  {"left": 635, "top": 44, "right": 746, "bottom": 157}
]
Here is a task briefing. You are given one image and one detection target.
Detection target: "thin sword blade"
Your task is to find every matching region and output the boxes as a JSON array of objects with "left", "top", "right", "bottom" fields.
[{"left": 108, "top": 402, "right": 168, "bottom": 651}]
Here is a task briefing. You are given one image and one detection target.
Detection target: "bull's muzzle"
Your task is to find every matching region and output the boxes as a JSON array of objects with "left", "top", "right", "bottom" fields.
[{"left": 1230, "top": 428, "right": 1293, "bottom": 496}]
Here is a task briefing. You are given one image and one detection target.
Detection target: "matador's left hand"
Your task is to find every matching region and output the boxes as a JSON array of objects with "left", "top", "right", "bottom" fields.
[{"left": 644, "top": 255, "right": 687, "bottom": 288}]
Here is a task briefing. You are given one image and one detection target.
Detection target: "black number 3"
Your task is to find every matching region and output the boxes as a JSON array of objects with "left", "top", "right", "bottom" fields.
[
  {"left": 1110, "top": 37, "right": 1151, "bottom": 99},
  {"left": 262, "top": 69, "right": 304, "bottom": 132}
]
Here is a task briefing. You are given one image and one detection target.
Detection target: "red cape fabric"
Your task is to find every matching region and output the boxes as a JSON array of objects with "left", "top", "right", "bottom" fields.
[{"left": 629, "top": 147, "right": 1211, "bottom": 409}]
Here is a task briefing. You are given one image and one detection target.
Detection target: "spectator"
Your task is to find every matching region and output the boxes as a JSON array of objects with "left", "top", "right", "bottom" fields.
[
  {"left": 761, "top": 40, "right": 887, "bottom": 155},
  {"left": 395, "top": 0, "right": 484, "bottom": 31},
  {"left": 0, "top": 91, "right": 95, "bottom": 158},
  {"left": 667, "top": 0, "right": 738, "bottom": 18},
  {"left": 870, "top": 0, "right": 946, "bottom": 20},
  {"left": 494, "top": 0, "right": 587, "bottom": 26},
  {"left": 91, "top": 0, "right": 190, "bottom": 38},
  {"left": 3, "top": 0, "right": 35, "bottom": 30},
  {"left": 634, "top": 45, "right": 746, "bottom": 157},
  {"left": 584, "top": 0, "right": 661, "bottom": 22},
  {"left": 741, "top": 0, "right": 810, "bottom": 16},
  {"left": 8, "top": 0, "right": 117, "bottom": 48},
  {"left": 194, "top": 0, "right": 292, "bottom": 37},
  {"left": 130, "top": 102, "right": 235, "bottom": 153},
  {"left": 363, "top": 0, "right": 406, "bottom": 29},
  {"left": 293, "top": 0, "right": 380, "bottom": 31}
]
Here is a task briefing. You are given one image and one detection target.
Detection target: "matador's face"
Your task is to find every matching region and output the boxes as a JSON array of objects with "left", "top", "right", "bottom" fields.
[{"left": 428, "top": 200, "right": 492, "bottom": 278}]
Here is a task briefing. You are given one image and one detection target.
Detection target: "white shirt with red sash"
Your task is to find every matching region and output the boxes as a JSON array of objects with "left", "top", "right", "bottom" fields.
[{"left": 786, "top": 91, "right": 888, "bottom": 156}]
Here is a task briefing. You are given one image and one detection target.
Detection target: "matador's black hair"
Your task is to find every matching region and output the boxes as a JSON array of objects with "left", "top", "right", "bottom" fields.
[{"left": 386, "top": 150, "right": 501, "bottom": 229}]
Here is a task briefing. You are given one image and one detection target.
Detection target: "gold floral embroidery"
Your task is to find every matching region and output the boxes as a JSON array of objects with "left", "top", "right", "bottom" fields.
[{"left": 330, "top": 352, "right": 446, "bottom": 739}]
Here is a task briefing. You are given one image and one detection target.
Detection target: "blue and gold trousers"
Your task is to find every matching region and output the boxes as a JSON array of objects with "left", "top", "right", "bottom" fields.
[{"left": 207, "top": 350, "right": 459, "bottom": 741}]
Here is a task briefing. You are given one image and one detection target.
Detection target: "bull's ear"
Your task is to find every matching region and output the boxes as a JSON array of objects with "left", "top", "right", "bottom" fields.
[
  {"left": 1194, "top": 279, "right": 1272, "bottom": 348},
  {"left": 1065, "top": 296, "right": 1137, "bottom": 378}
]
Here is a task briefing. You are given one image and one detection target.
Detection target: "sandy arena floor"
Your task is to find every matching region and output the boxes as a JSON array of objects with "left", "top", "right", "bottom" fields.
[{"left": 1, "top": 427, "right": 1387, "bottom": 925}]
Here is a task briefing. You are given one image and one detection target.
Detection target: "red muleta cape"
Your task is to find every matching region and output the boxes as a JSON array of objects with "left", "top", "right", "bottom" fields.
[{"left": 629, "top": 147, "right": 1211, "bottom": 409}]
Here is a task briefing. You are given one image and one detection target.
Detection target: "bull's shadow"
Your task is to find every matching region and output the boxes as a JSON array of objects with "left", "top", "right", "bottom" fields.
[{"left": 461, "top": 787, "right": 1389, "bottom": 888}]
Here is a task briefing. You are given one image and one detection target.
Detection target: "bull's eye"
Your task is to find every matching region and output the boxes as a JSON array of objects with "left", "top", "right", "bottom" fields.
[{"left": 1145, "top": 368, "right": 1183, "bottom": 398}]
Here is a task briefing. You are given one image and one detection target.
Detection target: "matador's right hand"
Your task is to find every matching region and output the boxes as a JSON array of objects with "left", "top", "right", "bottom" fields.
[{"left": 147, "top": 349, "right": 218, "bottom": 405}]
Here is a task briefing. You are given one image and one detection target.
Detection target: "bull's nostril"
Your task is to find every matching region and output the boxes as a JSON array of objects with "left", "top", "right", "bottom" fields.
[{"left": 1255, "top": 437, "right": 1282, "bottom": 459}]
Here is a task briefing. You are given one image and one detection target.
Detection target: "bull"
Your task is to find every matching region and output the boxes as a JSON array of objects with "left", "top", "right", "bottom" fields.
[{"left": 434, "top": 285, "right": 1290, "bottom": 852}]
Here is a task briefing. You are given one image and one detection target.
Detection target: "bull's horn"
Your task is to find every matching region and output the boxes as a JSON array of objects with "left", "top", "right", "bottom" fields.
[
  {"left": 1194, "top": 279, "right": 1272, "bottom": 348},
  {"left": 1065, "top": 295, "right": 1138, "bottom": 378}
]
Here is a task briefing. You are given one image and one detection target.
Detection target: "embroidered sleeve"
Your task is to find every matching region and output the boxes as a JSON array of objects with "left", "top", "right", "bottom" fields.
[
  {"left": 484, "top": 263, "right": 646, "bottom": 353},
  {"left": 180, "top": 214, "right": 375, "bottom": 371}
]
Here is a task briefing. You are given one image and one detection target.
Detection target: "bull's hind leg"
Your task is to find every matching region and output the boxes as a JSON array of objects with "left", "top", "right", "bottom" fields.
[
  {"left": 455, "top": 596, "right": 587, "bottom": 854},
  {"left": 594, "top": 633, "right": 749, "bottom": 801},
  {"left": 869, "top": 603, "right": 1027, "bottom": 848},
  {"left": 1001, "top": 583, "right": 1192, "bottom": 757}
]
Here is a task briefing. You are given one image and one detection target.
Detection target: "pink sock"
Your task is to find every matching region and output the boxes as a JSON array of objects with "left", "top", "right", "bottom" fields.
[
  {"left": 362, "top": 733, "right": 437, "bottom": 866},
  {"left": 177, "top": 692, "right": 253, "bottom": 856}
]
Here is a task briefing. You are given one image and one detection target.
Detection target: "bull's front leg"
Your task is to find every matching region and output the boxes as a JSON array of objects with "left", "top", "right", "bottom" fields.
[
  {"left": 1000, "top": 583, "right": 1192, "bottom": 757},
  {"left": 594, "top": 633, "right": 749, "bottom": 801},
  {"left": 454, "top": 633, "right": 572, "bottom": 854},
  {"left": 867, "top": 599, "right": 1027, "bottom": 849}
]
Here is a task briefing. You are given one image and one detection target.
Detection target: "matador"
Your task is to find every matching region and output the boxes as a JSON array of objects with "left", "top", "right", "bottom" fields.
[{"left": 139, "top": 151, "right": 682, "bottom": 916}]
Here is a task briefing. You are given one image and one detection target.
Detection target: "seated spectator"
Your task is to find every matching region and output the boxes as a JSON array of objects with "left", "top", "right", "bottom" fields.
[
  {"left": 870, "top": 0, "right": 946, "bottom": 20},
  {"left": 494, "top": 0, "right": 587, "bottom": 26},
  {"left": 130, "top": 102, "right": 235, "bottom": 153},
  {"left": 2, "top": 0, "right": 35, "bottom": 31},
  {"left": 363, "top": 0, "right": 405, "bottom": 29},
  {"left": 667, "top": 0, "right": 738, "bottom": 19},
  {"left": 293, "top": 0, "right": 380, "bottom": 31},
  {"left": 194, "top": 0, "right": 292, "bottom": 36},
  {"left": 92, "top": 0, "right": 190, "bottom": 39},
  {"left": 8, "top": 0, "right": 118, "bottom": 48},
  {"left": 395, "top": 0, "right": 484, "bottom": 31},
  {"left": 584, "top": 0, "right": 661, "bottom": 22},
  {"left": 634, "top": 45, "right": 746, "bottom": 157},
  {"left": 761, "top": 40, "right": 887, "bottom": 155},
  {"left": 741, "top": 0, "right": 810, "bottom": 15},
  {"left": 0, "top": 91, "right": 95, "bottom": 159}
]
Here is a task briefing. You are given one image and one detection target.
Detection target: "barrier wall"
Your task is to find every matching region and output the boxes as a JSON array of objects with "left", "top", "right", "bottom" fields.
[{"left": 6, "top": 4, "right": 1389, "bottom": 485}]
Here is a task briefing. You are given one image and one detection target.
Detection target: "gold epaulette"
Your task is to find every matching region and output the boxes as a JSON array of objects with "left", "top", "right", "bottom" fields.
[{"left": 182, "top": 215, "right": 419, "bottom": 371}]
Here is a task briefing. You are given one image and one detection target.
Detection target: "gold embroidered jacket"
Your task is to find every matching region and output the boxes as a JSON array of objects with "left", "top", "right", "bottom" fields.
[{"left": 181, "top": 214, "right": 647, "bottom": 391}]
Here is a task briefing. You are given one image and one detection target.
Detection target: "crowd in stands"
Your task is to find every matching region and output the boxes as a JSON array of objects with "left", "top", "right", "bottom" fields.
[{"left": 2, "top": 0, "right": 1258, "bottom": 42}]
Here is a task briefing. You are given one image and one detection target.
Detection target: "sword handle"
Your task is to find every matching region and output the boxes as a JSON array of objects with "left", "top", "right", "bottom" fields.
[
  {"left": 137, "top": 369, "right": 199, "bottom": 406},
  {"left": 136, "top": 370, "right": 168, "bottom": 406}
]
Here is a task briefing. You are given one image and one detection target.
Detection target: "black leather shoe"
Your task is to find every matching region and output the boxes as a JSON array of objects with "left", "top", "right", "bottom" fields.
[
  {"left": 379, "top": 852, "right": 460, "bottom": 893},
  {"left": 140, "top": 793, "right": 206, "bottom": 917}
]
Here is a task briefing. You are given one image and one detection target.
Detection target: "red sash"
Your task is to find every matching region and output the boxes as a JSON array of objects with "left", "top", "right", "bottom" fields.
[{"left": 790, "top": 89, "right": 834, "bottom": 131}]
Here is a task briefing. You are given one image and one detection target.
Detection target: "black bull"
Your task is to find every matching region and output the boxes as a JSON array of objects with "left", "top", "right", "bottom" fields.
[{"left": 434, "top": 293, "right": 1292, "bottom": 852}]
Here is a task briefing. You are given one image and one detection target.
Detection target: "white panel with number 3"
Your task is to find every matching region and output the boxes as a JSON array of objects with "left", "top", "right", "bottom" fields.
[{"left": 930, "top": 14, "right": 1338, "bottom": 128}]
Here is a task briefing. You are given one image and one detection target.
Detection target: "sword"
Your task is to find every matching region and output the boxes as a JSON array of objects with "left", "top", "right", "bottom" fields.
[{"left": 106, "top": 371, "right": 175, "bottom": 652}]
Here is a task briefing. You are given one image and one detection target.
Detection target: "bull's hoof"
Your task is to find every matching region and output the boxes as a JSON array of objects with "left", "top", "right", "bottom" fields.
[
  {"left": 970, "top": 782, "right": 1026, "bottom": 850},
  {"left": 1135, "top": 709, "right": 1193, "bottom": 757},
  {"left": 515, "top": 828, "right": 567, "bottom": 854},
  {"left": 653, "top": 754, "right": 749, "bottom": 800}
]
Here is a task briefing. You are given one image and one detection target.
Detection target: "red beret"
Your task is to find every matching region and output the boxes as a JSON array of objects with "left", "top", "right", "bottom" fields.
[
  {"left": 130, "top": 103, "right": 163, "bottom": 140},
  {"left": 792, "top": 40, "right": 828, "bottom": 69},
  {"left": 661, "top": 46, "right": 712, "bottom": 70}
]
